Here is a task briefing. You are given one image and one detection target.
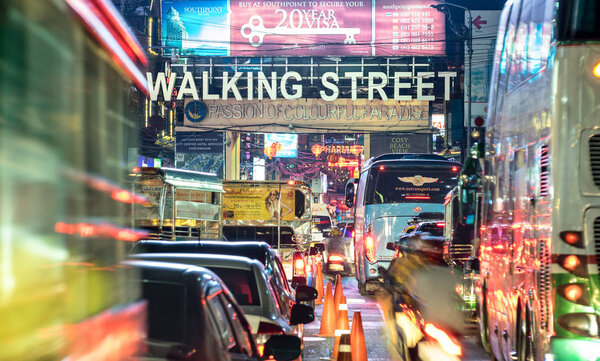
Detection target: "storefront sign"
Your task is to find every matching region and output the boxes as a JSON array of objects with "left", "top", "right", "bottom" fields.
[{"left": 369, "top": 133, "right": 430, "bottom": 156}]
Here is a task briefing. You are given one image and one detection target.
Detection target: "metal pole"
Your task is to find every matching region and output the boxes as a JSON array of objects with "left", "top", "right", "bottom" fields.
[{"left": 467, "top": 10, "right": 473, "bottom": 151}]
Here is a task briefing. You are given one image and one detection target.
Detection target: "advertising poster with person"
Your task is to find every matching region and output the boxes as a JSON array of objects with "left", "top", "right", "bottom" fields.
[{"left": 222, "top": 186, "right": 295, "bottom": 221}]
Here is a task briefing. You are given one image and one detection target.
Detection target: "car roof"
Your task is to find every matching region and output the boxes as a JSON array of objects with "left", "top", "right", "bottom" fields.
[
  {"left": 123, "top": 259, "right": 221, "bottom": 288},
  {"left": 129, "top": 253, "right": 264, "bottom": 271},
  {"left": 132, "top": 240, "right": 273, "bottom": 265}
]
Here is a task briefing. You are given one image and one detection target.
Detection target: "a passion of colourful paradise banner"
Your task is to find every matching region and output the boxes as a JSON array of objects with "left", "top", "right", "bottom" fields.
[{"left": 161, "top": 0, "right": 445, "bottom": 56}]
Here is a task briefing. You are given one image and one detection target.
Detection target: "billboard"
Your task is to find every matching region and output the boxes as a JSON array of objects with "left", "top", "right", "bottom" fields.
[
  {"left": 161, "top": 0, "right": 445, "bottom": 56},
  {"left": 175, "top": 131, "right": 224, "bottom": 177},
  {"left": 222, "top": 186, "right": 295, "bottom": 221},
  {"left": 162, "top": 0, "right": 230, "bottom": 56},
  {"left": 374, "top": 0, "right": 446, "bottom": 56},
  {"left": 264, "top": 133, "right": 298, "bottom": 158},
  {"left": 369, "top": 133, "right": 430, "bottom": 157}
]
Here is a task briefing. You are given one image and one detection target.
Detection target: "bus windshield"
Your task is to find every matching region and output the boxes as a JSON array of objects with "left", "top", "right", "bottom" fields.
[{"left": 365, "top": 167, "right": 458, "bottom": 205}]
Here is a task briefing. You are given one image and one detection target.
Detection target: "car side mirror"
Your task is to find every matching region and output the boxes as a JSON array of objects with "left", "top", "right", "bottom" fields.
[
  {"left": 386, "top": 242, "right": 396, "bottom": 251},
  {"left": 289, "top": 303, "right": 315, "bottom": 325},
  {"left": 295, "top": 285, "right": 318, "bottom": 302},
  {"left": 263, "top": 335, "right": 302, "bottom": 361}
]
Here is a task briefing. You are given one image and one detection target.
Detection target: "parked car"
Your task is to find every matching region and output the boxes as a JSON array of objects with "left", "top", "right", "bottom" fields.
[
  {"left": 124, "top": 260, "right": 303, "bottom": 361},
  {"left": 323, "top": 221, "right": 355, "bottom": 275},
  {"left": 127, "top": 253, "right": 316, "bottom": 354},
  {"left": 131, "top": 240, "right": 295, "bottom": 317}
]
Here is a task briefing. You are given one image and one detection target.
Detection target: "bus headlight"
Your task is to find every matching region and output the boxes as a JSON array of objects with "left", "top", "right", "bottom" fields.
[{"left": 557, "top": 313, "right": 599, "bottom": 338}]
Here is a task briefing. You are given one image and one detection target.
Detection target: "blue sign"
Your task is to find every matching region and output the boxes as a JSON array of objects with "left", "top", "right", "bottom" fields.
[
  {"left": 185, "top": 100, "right": 207, "bottom": 123},
  {"left": 162, "top": 0, "right": 229, "bottom": 56},
  {"left": 264, "top": 133, "right": 298, "bottom": 158}
]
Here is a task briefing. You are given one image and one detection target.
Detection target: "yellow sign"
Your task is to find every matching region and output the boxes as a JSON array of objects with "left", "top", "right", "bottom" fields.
[{"left": 223, "top": 186, "right": 295, "bottom": 221}]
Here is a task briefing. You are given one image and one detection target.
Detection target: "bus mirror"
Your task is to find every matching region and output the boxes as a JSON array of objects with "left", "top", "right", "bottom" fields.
[{"left": 345, "top": 181, "right": 355, "bottom": 208}]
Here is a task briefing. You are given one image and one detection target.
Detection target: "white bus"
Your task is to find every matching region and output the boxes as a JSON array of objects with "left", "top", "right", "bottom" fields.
[{"left": 478, "top": 0, "right": 600, "bottom": 360}]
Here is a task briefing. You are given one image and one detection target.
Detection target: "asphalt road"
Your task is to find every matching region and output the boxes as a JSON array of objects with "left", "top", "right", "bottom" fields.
[{"left": 302, "top": 275, "right": 491, "bottom": 361}]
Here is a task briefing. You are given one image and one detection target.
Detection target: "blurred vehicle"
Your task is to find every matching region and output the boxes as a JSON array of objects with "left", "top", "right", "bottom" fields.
[
  {"left": 131, "top": 240, "right": 295, "bottom": 317},
  {"left": 323, "top": 221, "right": 355, "bottom": 275},
  {"left": 221, "top": 180, "right": 318, "bottom": 289},
  {"left": 127, "top": 253, "right": 316, "bottom": 354},
  {"left": 345, "top": 154, "right": 460, "bottom": 295},
  {"left": 311, "top": 203, "right": 334, "bottom": 242},
  {"left": 131, "top": 167, "right": 224, "bottom": 240},
  {"left": 0, "top": 1, "right": 150, "bottom": 359},
  {"left": 380, "top": 233, "right": 463, "bottom": 361},
  {"left": 124, "top": 260, "right": 302, "bottom": 361}
]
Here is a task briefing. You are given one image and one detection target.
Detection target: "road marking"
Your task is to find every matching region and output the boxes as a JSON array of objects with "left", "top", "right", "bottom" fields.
[
  {"left": 303, "top": 336, "right": 327, "bottom": 342},
  {"left": 346, "top": 298, "right": 367, "bottom": 304}
]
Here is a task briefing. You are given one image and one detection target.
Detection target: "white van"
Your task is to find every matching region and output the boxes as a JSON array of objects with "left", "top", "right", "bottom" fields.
[{"left": 311, "top": 203, "right": 333, "bottom": 242}]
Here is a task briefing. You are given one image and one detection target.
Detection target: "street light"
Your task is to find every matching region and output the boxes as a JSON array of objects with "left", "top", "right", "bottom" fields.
[{"left": 430, "top": 2, "right": 473, "bottom": 151}]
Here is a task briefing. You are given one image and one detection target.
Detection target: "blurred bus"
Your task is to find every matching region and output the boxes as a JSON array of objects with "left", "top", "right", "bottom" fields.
[
  {"left": 345, "top": 153, "right": 461, "bottom": 295},
  {"left": 132, "top": 167, "right": 224, "bottom": 240},
  {"left": 0, "top": 0, "right": 148, "bottom": 359},
  {"left": 478, "top": 0, "right": 600, "bottom": 360}
]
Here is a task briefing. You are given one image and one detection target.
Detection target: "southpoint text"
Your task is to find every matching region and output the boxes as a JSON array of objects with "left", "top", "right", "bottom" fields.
[{"left": 147, "top": 71, "right": 457, "bottom": 102}]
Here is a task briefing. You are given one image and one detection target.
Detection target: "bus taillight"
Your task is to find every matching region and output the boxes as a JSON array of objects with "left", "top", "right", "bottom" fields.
[
  {"left": 365, "top": 235, "right": 376, "bottom": 263},
  {"left": 560, "top": 231, "right": 583, "bottom": 248},
  {"left": 558, "top": 283, "right": 590, "bottom": 306},
  {"left": 558, "top": 254, "right": 587, "bottom": 277}
]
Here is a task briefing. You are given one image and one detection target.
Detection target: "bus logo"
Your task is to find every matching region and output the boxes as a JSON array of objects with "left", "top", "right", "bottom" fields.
[{"left": 398, "top": 175, "right": 438, "bottom": 186}]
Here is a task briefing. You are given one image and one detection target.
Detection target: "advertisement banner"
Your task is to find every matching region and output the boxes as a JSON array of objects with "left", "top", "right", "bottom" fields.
[
  {"left": 175, "top": 131, "right": 224, "bottom": 177},
  {"left": 230, "top": 0, "right": 372, "bottom": 56},
  {"left": 369, "top": 133, "right": 430, "bottom": 157},
  {"left": 182, "top": 98, "right": 429, "bottom": 133},
  {"left": 223, "top": 186, "right": 295, "bottom": 221},
  {"left": 264, "top": 133, "right": 298, "bottom": 158},
  {"left": 160, "top": 0, "right": 445, "bottom": 56},
  {"left": 162, "top": 0, "right": 230, "bottom": 56},
  {"left": 374, "top": 0, "right": 445, "bottom": 56}
]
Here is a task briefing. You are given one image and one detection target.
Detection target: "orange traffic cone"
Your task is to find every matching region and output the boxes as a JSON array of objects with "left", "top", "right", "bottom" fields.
[
  {"left": 350, "top": 311, "right": 368, "bottom": 361},
  {"left": 318, "top": 282, "right": 336, "bottom": 337},
  {"left": 337, "top": 333, "right": 353, "bottom": 361},
  {"left": 315, "top": 264, "right": 324, "bottom": 305},
  {"left": 332, "top": 296, "right": 350, "bottom": 360},
  {"left": 333, "top": 273, "right": 344, "bottom": 311}
]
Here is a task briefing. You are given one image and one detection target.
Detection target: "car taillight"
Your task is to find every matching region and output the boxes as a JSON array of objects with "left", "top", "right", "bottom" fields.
[
  {"left": 436, "top": 222, "right": 445, "bottom": 228},
  {"left": 558, "top": 283, "right": 590, "bottom": 306},
  {"left": 256, "top": 321, "right": 285, "bottom": 350},
  {"left": 351, "top": 231, "right": 355, "bottom": 238},
  {"left": 424, "top": 323, "right": 462, "bottom": 356},
  {"left": 293, "top": 254, "right": 306, "bottom": 277},
  {"left": 328, "top": 255, "right": 344, "bottom": 264},
  {"left": 365, "top": 235, "right": 376, "bottom": 263}
]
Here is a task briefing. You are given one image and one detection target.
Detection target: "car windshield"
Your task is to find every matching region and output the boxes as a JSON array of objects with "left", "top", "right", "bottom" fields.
[
  {"left": 223, "top": 226, "right": 296, "bottom": 246},
  {"left": 208, "top": 267, "right": 261, "bottom": 306}
]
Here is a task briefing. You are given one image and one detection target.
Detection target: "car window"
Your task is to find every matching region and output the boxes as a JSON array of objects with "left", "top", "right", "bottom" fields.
[
  {"left": 143, "top": 282, "right": 185, "bottom": 342},
  {"left": 273, "top": 256, "right": 290, "bottom": 292},
  {"left": 220, "top": 293, "right": 254, "bottom": 357},
  {"left": 208, "top": 267, "right": 261, "bottom": 306},
  {"left": 207, "top": 292, "right": 238, "bottom": 352},
  {"left": 268, "top": 277, "right": 284, "bottom": 315},
  {"left": 417, "top": 223, "right": 444, "bottom": 237}
]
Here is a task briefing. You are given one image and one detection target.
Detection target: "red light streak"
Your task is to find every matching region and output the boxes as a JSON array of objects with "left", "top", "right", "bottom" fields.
[{"left": 424, "top": 323, "right": 462, "bottom": 356}]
